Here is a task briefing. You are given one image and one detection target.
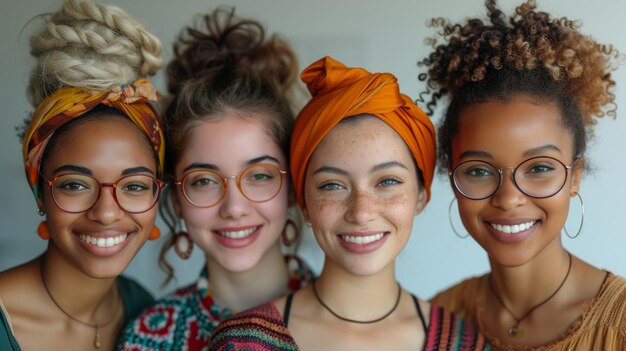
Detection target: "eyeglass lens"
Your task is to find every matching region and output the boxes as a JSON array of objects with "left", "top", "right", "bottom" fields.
[
  {"left": 181, "top": 164, "right": 284, "bottom": 207},
  {"left": 452, "top": 157, "right": 568, "bottom": 199},
  {"left": 50, "top": 174, "right": 160, "bottom": 213}
]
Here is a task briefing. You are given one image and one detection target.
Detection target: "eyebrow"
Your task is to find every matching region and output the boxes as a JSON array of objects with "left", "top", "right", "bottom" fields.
[
  {"left": 458, "top": 150, "right": 493, "bottom": 160},
  {"left": 371, "top": 161, "right": 408, "bottom": 172},
  {"left": 53, "top": 165, "right": 92, "bottom": 175},
  {"left": 52, "top": 165, "right": 155, "bottom": 176},
  {"left": 458, "top": 145, "right": 562, "bottom": 160},
  {"left": 182, "top": 155, "right": 282, "bottom": 173},
  {"left": 312, "top": 161, "right": 408, "bottom": 176},
  {"left": 122, "top": 166, "right": 155, "bottom": 176},
  {"left": 522, "top": 144, "right": 562, "bottom": 157}
]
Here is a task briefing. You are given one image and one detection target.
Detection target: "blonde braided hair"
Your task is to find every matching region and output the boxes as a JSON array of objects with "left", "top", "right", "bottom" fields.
[{"left": 28, "top": 0, "right": 163, "bottom": 106}]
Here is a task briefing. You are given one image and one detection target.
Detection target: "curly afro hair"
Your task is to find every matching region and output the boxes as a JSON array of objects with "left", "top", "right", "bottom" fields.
[{"left": 419, "top": 0, "right": 620, "bottom": 172}]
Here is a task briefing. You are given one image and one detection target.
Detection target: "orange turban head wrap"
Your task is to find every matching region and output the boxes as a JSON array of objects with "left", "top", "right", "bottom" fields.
[
  {"left": 22, "top": 79, "right": 165, "bottom": 201},
  {"left": 290, "top": 56, "right": 436, "bottom": 208}
]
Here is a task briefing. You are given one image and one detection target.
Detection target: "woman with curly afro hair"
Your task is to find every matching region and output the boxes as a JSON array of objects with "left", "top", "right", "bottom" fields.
[{"left": 420, "top": 0, "right": 626, "bottom": 349}]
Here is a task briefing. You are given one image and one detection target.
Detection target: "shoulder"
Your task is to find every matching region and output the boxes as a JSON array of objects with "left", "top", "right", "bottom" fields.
[
  {"left": 426, "top": 303, "right": 489, "bottom": 351},
  {"left": 587, "top": 273, "right": 626, "bottom": 335},
  {"left": 430, "top": 275, "right": 484, "bottom": 323},
  {"left": 0, "top": 260, "right": 43, "bottom": 321},
  {"left": 0, "top": 298, "right": 21, "bottom": 351},
  {"left": 117, "top": 275, "right": 154, "bottom": 323},
  {"left": 211, "top": 302, "right": 297, "bottom": 351}
]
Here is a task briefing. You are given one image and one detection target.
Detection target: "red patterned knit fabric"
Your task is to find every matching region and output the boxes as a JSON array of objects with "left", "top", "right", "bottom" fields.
[{"left": 210, "top": 300, "right": 490, "bottom": 350}]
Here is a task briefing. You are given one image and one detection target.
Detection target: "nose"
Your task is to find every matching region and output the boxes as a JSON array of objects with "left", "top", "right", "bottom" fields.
[
  {"left": 85, "top": 186, "right": 125, "bottom": 224},
  {"left": 219, "top": 178, "right": 251, "bottom": 219},
  {"left": 489, "top": 169, "right": 527, "bottom": 210},
  {"left": 343, "top": 189, "right": 377, "bottom": 225}
]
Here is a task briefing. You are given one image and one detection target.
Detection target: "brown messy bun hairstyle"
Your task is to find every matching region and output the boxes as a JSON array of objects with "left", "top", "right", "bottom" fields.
[
  {"left": 418, "top": 0, "right": 620, "bottom": 172},
  {"left": 159, "top": 7, "right": 300, "bottom": 284}
]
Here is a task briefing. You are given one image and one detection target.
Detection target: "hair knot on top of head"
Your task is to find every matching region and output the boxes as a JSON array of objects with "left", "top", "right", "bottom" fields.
[
  {"left": 419, "top": 0, "right": 621, "bottom": 172},
  {"left": 20, "top": 0, "right": 165, "bottom": 201},
  {"left": 421, "top": 0, "right": 619, "bottom": 121},
  {"left": 165, "top": 7, "right": 297, "bottom": 99},
  {"left": 291, "top": 56, "right": 436, "bottom": 208},
  {"left": 28, "top": 0, "right": 163, "bottom": 107}
]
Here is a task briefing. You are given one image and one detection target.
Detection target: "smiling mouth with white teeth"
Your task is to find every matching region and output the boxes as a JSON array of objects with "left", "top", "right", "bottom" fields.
[
  {"left": 78, "top": 233, "right": 128, "bottom": 248},
  {"left": 490, "top": 221, "right": 536, "bottom": 234},
  {"left": 217, "top": 226, "right": 259, "bottom": 239},
  {"left": 340, "top": 233, "right": 386, "bottom": 245}
]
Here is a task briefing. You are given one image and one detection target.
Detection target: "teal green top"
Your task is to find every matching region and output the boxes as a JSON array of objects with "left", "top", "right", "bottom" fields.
[{"left": 0, "top": 275, "right": 153, "bottom": 351}]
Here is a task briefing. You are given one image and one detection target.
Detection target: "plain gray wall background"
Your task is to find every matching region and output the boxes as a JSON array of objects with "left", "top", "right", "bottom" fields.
[{"left": 1, "top": 0, "right": 625, "bottom": 299}]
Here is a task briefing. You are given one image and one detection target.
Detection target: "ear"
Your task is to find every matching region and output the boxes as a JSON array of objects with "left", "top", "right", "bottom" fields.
[
  {"left": 414, "top": 188, "right": 428, "bottom": 216},
  {"left": 36, "top": 196, "right": 45, "bottom": 214},
  {"left": 569, "top": 158, "right": 585, "bottom": 196}
]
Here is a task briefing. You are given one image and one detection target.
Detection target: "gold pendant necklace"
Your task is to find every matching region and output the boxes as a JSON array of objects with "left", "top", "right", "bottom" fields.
[
  {"left": 39, "top": 257, "right": 117, "bottom": 349},
  {"left": 488, "top": 252, "right": 572, "bottom": 338}
]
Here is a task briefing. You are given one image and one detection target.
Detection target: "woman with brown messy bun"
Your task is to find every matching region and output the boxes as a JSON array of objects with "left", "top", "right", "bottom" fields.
[
  {"left": 118, "top": 7, "right": 314, "bottom": 350},
  {"left": 420, "top": 0, "right": 626, "bottom": 349},
  {"left": 1, "top": 0, "right": 164, "bottom": 350}
]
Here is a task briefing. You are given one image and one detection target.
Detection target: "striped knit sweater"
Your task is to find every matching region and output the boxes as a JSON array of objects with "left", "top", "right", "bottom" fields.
[{"left": 210, "top": 300, "right": 490, "bottom": 350}]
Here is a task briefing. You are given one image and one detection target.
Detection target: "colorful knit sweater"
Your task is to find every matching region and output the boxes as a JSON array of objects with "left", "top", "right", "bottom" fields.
[
  {"left": 210, "top": 299, "right": 490, "bottom": 350},
  {"left": 118, "top": 255, "right": 314, "bottom": 351}
]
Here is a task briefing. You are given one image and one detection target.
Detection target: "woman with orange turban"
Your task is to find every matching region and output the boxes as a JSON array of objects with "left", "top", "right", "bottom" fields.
[{"left": 211, "top": 56, "right": 489, "bottom": 350}]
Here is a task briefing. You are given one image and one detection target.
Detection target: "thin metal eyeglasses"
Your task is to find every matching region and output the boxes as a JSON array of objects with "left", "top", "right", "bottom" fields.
[
  {"left": 449, "top": 156, "right": 578, "bottom": 200},
  {"left": 43, "top": 173, "right": 165, "bottom": 213},
  {"left": 175, "top": 163, "right": 287, "bottom": 208}
]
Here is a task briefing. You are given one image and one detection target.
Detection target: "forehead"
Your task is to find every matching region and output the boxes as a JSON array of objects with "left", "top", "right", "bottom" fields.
[
  {"left": 181, "top": 115, "right": 286, "bottom": 167},
  {"left": 452, "top": 97, "right": 575, "bottom": 163},
  {"left": 309, "top": 116, "right": 413, "bottom": 168},
  {"left": 43, "top": 116, "right": 156, "bottom": 173}
]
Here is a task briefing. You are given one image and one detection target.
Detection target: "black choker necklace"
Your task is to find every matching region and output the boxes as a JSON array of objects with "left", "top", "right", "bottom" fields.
[{"left": 312, "top": 281, "right": 402, "bottom": 324}]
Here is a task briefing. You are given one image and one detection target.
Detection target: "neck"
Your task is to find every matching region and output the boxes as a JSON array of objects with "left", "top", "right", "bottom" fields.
[
  {"left": 207, "top": 242, "right": 289, "bottom": 312},
  {"left": 40, "top": 246, "right": 119, "bottom": 323},
  {"left": 488, "top": 239, "right": 572, "bottom": 314},
  {"left": 313, "top": 258, "right": 399, "bottom": 322}
]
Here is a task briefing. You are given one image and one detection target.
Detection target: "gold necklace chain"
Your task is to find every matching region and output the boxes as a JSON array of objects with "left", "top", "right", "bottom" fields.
[
  {"left": 488, "top": 251, "right": 572, "bottom": 338},
  {"left": 312, "top": 281, "right": 402, "bottom": 324},
  {"left": 39, "top": 257, "right": 118, "bottom": 349}
]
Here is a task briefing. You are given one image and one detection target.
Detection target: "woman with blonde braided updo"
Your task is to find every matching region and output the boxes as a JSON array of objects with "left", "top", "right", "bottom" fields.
[
  {"left": 0, "top": 0, "right": 164, "bottom": 350},
  {"left": 420, "top": 0, "right": 626, "bottom": 349}
]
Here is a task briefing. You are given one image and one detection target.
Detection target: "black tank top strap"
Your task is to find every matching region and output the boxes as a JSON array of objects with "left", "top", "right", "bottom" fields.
[
  {"left": 283, "top": 293, "right": 295, "bottom": 327},
  {"left": 412, "top": 294, "right": 428, "bottom": 334}
]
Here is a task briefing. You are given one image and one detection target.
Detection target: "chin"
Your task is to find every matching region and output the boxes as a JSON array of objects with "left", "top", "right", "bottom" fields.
[{"left": 216, "top": 252, "right": 264, "bottom": 273}]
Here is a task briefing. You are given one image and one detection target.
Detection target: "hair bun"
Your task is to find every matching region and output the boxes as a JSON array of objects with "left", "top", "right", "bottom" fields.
[
  {"left": 27, "top": 0, "right": 163, "bottom": 106},
  {"left": 166, "top": 7, "right": 297, "bottom": 97}
]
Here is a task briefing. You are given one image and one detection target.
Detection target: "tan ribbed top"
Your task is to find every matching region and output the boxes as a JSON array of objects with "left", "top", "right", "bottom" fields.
[{"left": 432, "top": 273, "right": 626, "bottom": 351}]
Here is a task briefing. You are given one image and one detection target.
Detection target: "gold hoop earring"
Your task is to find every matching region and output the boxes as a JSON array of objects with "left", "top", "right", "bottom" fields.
[
  {"left": 564, "top": 193, "right": 584, "bottom": 239},
  {"left": 449, "top": 197, "right": 469, "bottom": 239}
]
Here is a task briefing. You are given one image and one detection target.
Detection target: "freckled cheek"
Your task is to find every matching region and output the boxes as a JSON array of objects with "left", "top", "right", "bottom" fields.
[
  {"left": 305, "top": 193, "right": 344, "bottom": 219},
  {"left": 381, "top": 193, "right": 419, "bottom": 224}
]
